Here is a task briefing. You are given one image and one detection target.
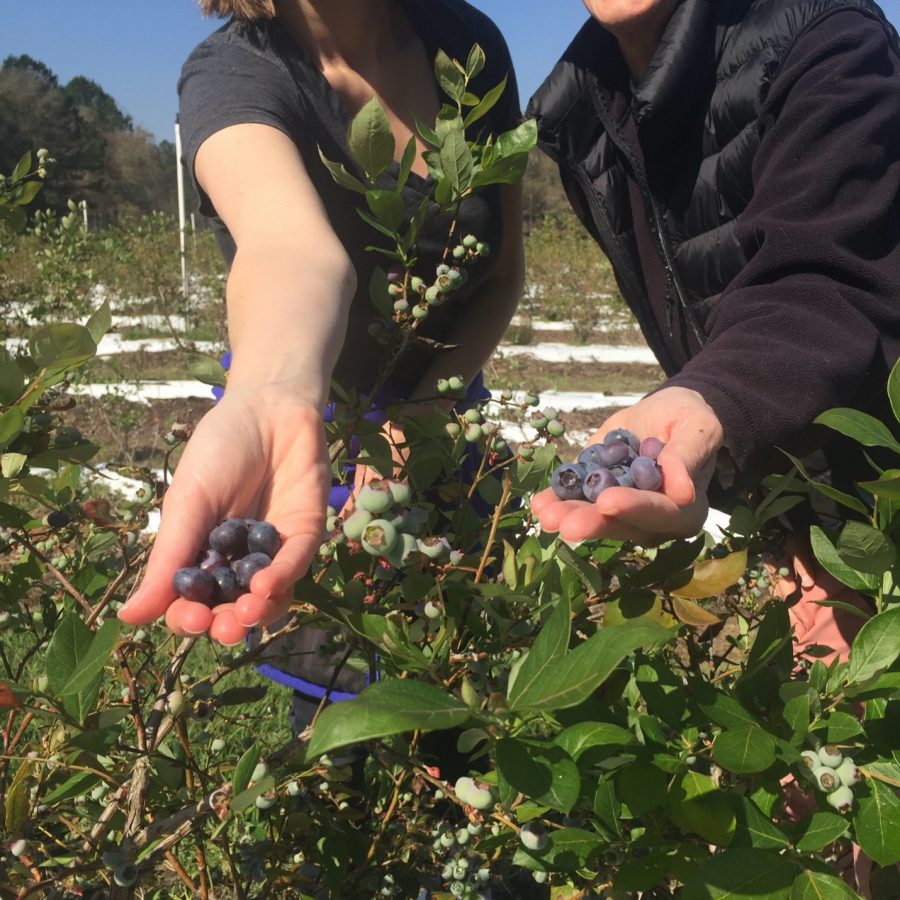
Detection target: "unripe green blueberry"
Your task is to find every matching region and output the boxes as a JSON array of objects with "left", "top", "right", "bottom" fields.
[
  {"left": 519, "top": 821, "right": 548, "bottom": 851},
  {"left": 462, "top": 234, "right": 478, "bottom": 249},
  {"left": 9, "top": 838, "right": 28, "bottom": 857},
  {"left": 387, "top": 481, "right": 411, "bottom": 505},
  {"left": 417, "top": 536, "right": 450, "bottom": 560},
  {"left": 410, "top": 276, "right": 426, "bottom": 293},
  {"left": 818, "top": 745, "right": 843, "bottom": 768},
  {"left": 836, "top": 757, "right": 861, "bottom": 787},
  {"left": 251, "top": 762, "right": 268, "bottom": 782},
  {"left": 467, "top": 821, "right": 483, "bottom": 835},
  {"left": 437, "top": 378, "right": 450, "bottom": 394},
  {"left": 450, "top": 882, "right": 466, "bottom": 898},
  {"left": 448, "top": 375, "right": 465, "bottom": 392},
  {"left": 386, "top": 532, "right": 418, "bottom": 567},
  {"left": 423, "top": 600, "right": 442, "bottom": 620},
  {"left": 393, "top": 299, "right": 409, "bottom": 313},
  {"left": 475, "top": 242, "right": 490, "bottom": 257},
  {"left": 440, "top": 831, "right": 456, "bottom": 848},
  {"left": 113, "top": 863, "right": 138, "bottom": 887},
  {"left": 533, "top": 871, "right": 548, "bottom": 884},
  {"left": 463, "top": 408, "right": 482, "bottom": 424},
  {"left": 523, "top": 393, "right": 539, "bottom": 406},
  {"left": 434, "top": 789, "right": 445, "bottom": 799},
  {"left": 166, "top": 690, "right": 184, "bottom": 715},
  {"left": 425, "top": 285, "right": 443, "bottom": 305},
  {"left": 362, "top": 519, "right": 398, "bottom": 555},
  {"left": 464, "top": 423, "right": 483, "bottom": 443},
  {"left": 255, "top": 791, "right": 277, "bottom": 810},
  {"left": 210, "top": 738, "right": 226, "bottom": 753},
  {"left": 452, "top": 245, "right": 466, "bottom": 260},
  {"left": 827, "top": 784, "right": 855, "bottom": 813},
  {"left": 468, "top": 787, "right": 494, "bottom": 810},
  {"left": 547, "top": 420, "right": 566, "bottom": 438},
  {"left": 412, "top": 303, "right": 429, "bottom": 319},
  {"left": 456, "top": 828, "right": 470, "bottom": 845},
  {"left": 494, "top": 438, "right": 508, "bottom": 453},
  {"left": 358, "top": 482, "right": 393, "bottom": 515},
  {"left": 436, "top": 263, "right": 451, "bottom": 276},
  {"left": 342, "top": 508, "right": 373, "bottom": 541},
  {"left": 455, "top": 776, "right": 475, "bottom": 802},
  {"left": 813, "top": 766, "right": 840, "bottom": 793},
  {"left": 286, "top": 780, "right": 302, "bottom": 796},
  {"left": 800, "top": 750, "right": 820, "bottom": 772},
  {"left": 445, "top": 422, "right": 462, "bottom": 438}
]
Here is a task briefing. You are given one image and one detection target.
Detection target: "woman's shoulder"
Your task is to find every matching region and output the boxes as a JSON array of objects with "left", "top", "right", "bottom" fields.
[{"left": 419, "top": 0, "right": 511, "bottom": 57}]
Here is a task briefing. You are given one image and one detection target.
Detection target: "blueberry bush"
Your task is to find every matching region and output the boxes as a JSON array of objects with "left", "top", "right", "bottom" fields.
[{"left": 1, "top": 47, "right": 900, "bottom": 900}]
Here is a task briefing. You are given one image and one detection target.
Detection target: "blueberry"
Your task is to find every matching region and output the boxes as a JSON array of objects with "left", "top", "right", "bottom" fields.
[
  {"left": 358, "top": 482, "right": 393, "bottom": 515},
  {"left": 208, "top": 518, "right": 249, "bottom": 557},
  {"left": 46, "top": 510, "right": 71, "bottom": 528},
  {"left": 173, "top": 567, "right": 216, "bottom": 603},
  {"left": 212, "top": 566, "right": 243, "bottom": 603},
  {"left": 836, "top": 757, "right": 861, "bottom": 787},
  {"left": 640, "top": 436, "right": 665, "bottom": 459},
  {"left": 631, "top": 456, "right": 663, "bottom": 491},
  {"left": 248, "top": 521, "right": 281, "bottom": 557},
  {"left": 551, "top": 463, "right": 588, "bottom": 501},
  {"left": 612, "top": 465, "right": 634, "bottom": 488},
  {"left": 818, "top": 744, "right": 843, "bottom": 769},
  {"left": 519, "top": 822, "right": 548, "bottom": 851},
  {"left": 604, "top": 428, "right": 641, "bottom": 452},
  {"left": 598, "top": 440, "right": 635, "bottom": 467},
  {"left": 112, "top": 863, "right": 138, "bottom": 887},
  {"left": 813, "top": 766, "right": 840, "bottom": 793},
  {"left": 342, "top": 508, "right": 373, "bottom": 541},
  {"left": 361, "top": 520, "right": 398, "bottom": 556},
  {"left": 583, "top": 467, "right": 617, "bottom": 502},
  {"left": 578, "top": 444, "right": 605, "bottom": 468},
  {"left": 199, "top": 549, "right": 227, "bottom": 573},
  {"left": 232, "top": 552, "right": 272, "bottom": 589},
  {"left": 827, "top": 784, "right": 855, "bottom": 813}
]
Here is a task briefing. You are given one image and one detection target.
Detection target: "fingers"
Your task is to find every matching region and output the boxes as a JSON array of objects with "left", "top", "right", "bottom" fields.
[
  {"left": 164, "top": 598, "right": 214, "bottom": 636},
  {"left": 209, "top": 606, "right": 251, "bottom": 645},
  {"left": 234, "top": 591, "right": 292, "bottom": 628},
  {"left": 119, "top": 483, "right": 216, "bottom": 626},
  {"left": 250, "top": 525, "right": 323, "bottom": 600}
]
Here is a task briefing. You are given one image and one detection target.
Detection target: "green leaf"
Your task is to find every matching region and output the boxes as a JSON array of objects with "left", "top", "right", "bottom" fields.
[
  {"left": 888, "top": 357, "right": 900, "bottom": 424},
  {"left": 317, "top": 148, "right": 368, "bottom": 193},
  {"left": 434, "top": 49, "right": 466, "bottom": 102},
  {"left": 307, "top": 679, "right": 470, "bottom": 758},
  {"left": 0, "top": 346, "right": 24, "bottom": 405},
  {"left": 85, "top": 299, "right": 111, "bottom": 344},
  {"left": 555, "top": 722, "right": 631, "bottom": 759},
  {"left": 42, "top": 770, "right": 102, "bottom": 805},
  {"left": 230, "top": 775, "right": 274, "bottom": 813},
  {"left": 624, "top": 536, "right": 705, "bottom": 589},
  {"left": 471, "top": 152, "right": 529, "bottom": 189},
  {"left": 835, "top": 521, "right": 896, "bottom": 575},
  {"left": 512, "top": 827, "right": 603, "bottom": 873},
  {"left": 847, "top": 608, "right": 900, "bottom": 685},
  {"left": 45, "top": 614, "right": 121, "bottom": 697},
  {"left": 439, "top": 127, "right": 473, "bottom": 198},
  {"left": 713, "top": 726, "right": 777, "bottom": 775},
  {"left": 727, "top": 795, "right": 790, "bottom": 849},
  {"left": 555, "top": 542, "right": 605, "bottom": 595},
  {"left": 495, "top": 119, "right": 538, "bottom": 157},
  {"left": 365, "top": 189, "right": 406, "bottom": 233},
  {"left": 790, "top": 870, "right": 861, "bottom": 900},
  {"left": 854, "top": 778, "right": 900, "bottom": 866},
  {"left": 809, "top": 526, "right": 879, "bottom": 593},
  {"left": 395, "top": 136, "right": 417, "bottom": 192},
  {"left": 857, "top": 475, "right": 900, "bottom": 500},
  {"left": 346, "top": 96, "right": 395, "bottom": 181},
  {"left": 507, "top": 595, "right": 570, "bottom": 706},
  {"left": 682, "top": 848, "right": 799, "bottom": 899},
  {"left": 465, "top": 44, "right": 486, "bottom": 79},
  {"left": 464, "top": 75, "right": 508, "bottom": 129},
  {"left": 814, "top": 407, "right": 900, "bottom": 454},
  {"left": 781, "top": 450, "right": 870, "bottom": 516},
  {"left": 232, "top": 744, "right": 260, "bottom": 799},
  {"left": 618, "top": 762, "right": 668, "bottom": 816},
  {"left": 792, "top": 811, "right": 850, "bottom": 852},
  {"left": 670, "top": 770, "right": 736, "bottom": 846},
  {"left": 29, "top": 323, "right": 97, "bottom": 370},
  {"left": 496, "top": 739, "right": 580, "bottom": 813},
  {"left": 813, "top": 710, "right": 863, "bottom": 742},
  {"left": 0, "top": 407, "right": 25, "bottom": 451},
  {"left": 188, "top": 353, "right": 227, "bottom": 388},
  {"left": 509, "top": 619, "right": 670, "bottom": 711},
  {"left": 4, "top": 761, "right": 33, "bottom": 835}
]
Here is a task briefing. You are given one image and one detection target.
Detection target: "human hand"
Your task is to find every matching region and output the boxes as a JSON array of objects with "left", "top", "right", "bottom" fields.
[
  {"left": 531, "top": 387, "right": 724, "bottom": 545},
  {"left": 117, "top": 387, "right": 329, "bottom": 644}
]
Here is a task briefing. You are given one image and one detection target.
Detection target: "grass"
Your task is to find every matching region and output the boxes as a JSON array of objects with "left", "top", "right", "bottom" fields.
[{"left": 486, "top": 357, "right": 664, "bottom": 395}]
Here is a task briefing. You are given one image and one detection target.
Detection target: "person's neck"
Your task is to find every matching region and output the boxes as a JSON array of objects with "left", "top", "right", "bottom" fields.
[
  {"left": 276, "top": 0, "right": 403, "bottom": 69},
  {"left": 610, "top": 1, "right": 679, "bottom": 81}
]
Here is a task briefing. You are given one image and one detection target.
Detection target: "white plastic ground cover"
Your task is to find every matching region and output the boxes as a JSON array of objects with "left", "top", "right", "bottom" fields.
[
  {"left": 494, "top": 390, "right": 646, "bottom": 412},
  {"left": 508, "top": 315, "right": 640, "bottom": 334},
  {"left": 70, "top": 381, "right": 214, "bottom": 403},
  {"left": 497, "top": 342, "right": 658, "bottom": 365}
]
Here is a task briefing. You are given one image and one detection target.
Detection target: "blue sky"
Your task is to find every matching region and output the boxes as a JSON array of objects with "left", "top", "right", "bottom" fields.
[{"left": 2, "top": 1, "right": 900, "bottom": 144}]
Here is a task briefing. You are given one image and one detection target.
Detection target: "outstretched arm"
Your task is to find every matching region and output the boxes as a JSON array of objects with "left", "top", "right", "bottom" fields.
[{"left": 119, "top": 123, "right": 356, "bottom": 643}]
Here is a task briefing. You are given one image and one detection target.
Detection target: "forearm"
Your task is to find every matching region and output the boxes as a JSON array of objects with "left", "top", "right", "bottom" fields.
[{"left": 225, "top": 239, "right": 356, "bottom": 410}]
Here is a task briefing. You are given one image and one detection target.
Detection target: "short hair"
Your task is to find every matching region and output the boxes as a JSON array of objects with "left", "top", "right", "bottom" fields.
[{"left": 197, "top": 0, "right": 276, "bottom": 20}]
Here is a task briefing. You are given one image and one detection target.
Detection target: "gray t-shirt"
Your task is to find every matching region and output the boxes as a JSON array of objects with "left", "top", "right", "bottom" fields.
[{"left": 179, "top": 0, "right": 520, "bottom": 394}]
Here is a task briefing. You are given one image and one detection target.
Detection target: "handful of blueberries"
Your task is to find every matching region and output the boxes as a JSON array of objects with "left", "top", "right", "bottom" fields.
[
  {"left": 172, "top": 518, "right": 282, "bottom": 607},
  {"left": 550, "top": 428, "right": 665, "bottom": 502}
]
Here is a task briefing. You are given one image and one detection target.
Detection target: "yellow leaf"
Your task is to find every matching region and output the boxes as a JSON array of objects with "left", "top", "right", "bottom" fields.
[
  {"left": 5, "top": 760, "right": 33, "bottom": 834},
  {"left": 672, "top": 550, "right": 748, "bottom": 600},
  {"left": 672, "top": 596, "right": 722, "bottom": 628}
]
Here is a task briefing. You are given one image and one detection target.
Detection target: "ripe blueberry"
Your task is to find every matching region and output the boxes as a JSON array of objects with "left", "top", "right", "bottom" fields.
[
  {"left": 631, "top": 456, "right": 663, "bottom": 491},
  {"left": 232, "top": 552, "right": 272, "bottom": 589},
  {"left": 578, "top": 444, "right": 605, "bottom": 468},
  {"left": 583, "top": 467, "right": 617, "bottom": 502},
  {"left": 248, "top": 521, "right": 281, "bottom": 557},
  {"left": 212, "top": 566, "right": 243, "bottom": 603},
  {"left": 199, "top": 549, "right": 227, "bottom": 573},
  {"left": 640, "top": 436, "right": 665, "bottom": 459},
  {"left": 173, "top": 567, "right": 216, "bottom": 603},
  {"left": 598, "top": 440, "right": 634, "bottom": 467},
  {"left": 604, "top": 428, "right": 640, "bottom": 452},
  {"left": 208, "top": 518, "right": 249, "bottom": 557},
  {"left": 551, "top": 463, "right": 588, "bottom": 501}
]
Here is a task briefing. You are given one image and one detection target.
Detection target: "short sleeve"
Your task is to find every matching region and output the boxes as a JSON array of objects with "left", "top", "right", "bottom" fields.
[{"left": 178, "top": 30, "right": 302, "bottom": 216}]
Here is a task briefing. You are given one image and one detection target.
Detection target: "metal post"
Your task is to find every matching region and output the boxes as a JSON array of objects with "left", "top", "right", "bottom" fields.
[
  {"left": 82, "top": 201, "right": 88, "bottom": 234},
  {"left": 174, "top": 117, "right": 189, "bottom": 300}
]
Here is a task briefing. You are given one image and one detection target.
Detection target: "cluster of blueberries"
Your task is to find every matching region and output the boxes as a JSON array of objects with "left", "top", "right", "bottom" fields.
[
  {"left": 800, "top": 744, "right": 861, "bottom": 813},
  {"left": 550, "top": 428, "right": 665, "bottom": 502},
  {"left": 172, "top": 519, "right": 282, "bottom": 607}
]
